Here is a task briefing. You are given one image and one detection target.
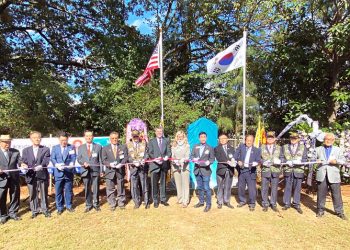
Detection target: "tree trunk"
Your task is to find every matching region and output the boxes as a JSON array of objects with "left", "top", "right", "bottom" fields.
[{"left": 327, "top": 57, "right": 340, "bottom": 124}]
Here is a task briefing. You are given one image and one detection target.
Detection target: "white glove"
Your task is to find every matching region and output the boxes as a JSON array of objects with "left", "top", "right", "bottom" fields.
[
  {"left": 58, "top": 165, "right": 65, "bottom": 171},
  {"left": 286, "top": 161, "right": 293, "bottom": 167},
  {"left": 133, "top": 161, "right": 140, "bottom": 167},
  {"left": 156, "top": 158, "right": 163, "bottom": 164},
  {"left": 263, "top": 160, "right": 271, "bottom": 167},
  {"left": 20, "top": 168, "right": 28, "bottom": 174},
  {"left": 205, "top": 160, "right": 210, "bottom": 166},
  {"left": 69, "top": 162, "right": 74, "bottom": 168},
  {"left": 292, "top": 159, "right": 302, "bottom": 165},
  {"left": 110, "top": 162, "right": 117, "bottom": 168},
  {"left": 252, "top": 162, "right": 258, "bottom": 167},
  {"left": 273, "top": 158, "right": 281, "bottom": 165},
  {"left": 228, "top": 159, "right": 236, "bottom": 167},
  {"left": 193, "top": 158, "right": 199, "bottom": 162},
  {"left": 173, "top": 160, "right": 180, "bottom": 165},
  {"left": 180, "top": 158, "right": 185, "bottom": 165},
  {"left": 115, "top": 163, "right": 123, "bottom": 169},
  {"left": 140, "top": 159, "right": 145, "bottom": 165},
  {"left": 34, "top": 165, "right": 43, "bottom": 171},
  {"left": 243, "top": 163, "right": 249, "bottom": 168},
  {"left": 163, "top": 156, "right": 169, "bottom": 161}
]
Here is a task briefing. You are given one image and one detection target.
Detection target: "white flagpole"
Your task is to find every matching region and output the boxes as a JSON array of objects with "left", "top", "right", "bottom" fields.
[
  {"left": 242, "top": 30, "right": 247, "bottom": 139},
  {"left": 159, "top": 28, "right": 164, "bottom": 127}
]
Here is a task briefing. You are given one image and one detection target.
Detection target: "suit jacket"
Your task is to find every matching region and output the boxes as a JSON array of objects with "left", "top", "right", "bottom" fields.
[
  {"left": 50, "top": 144, "right": 76, "bottom": 180},
  {"left": 261, "top": 144, "right": 283, "bottom": 178},
  {"left": 234, "top": 143, "right": 261, "bottom": 177},
  {"left": 22, "top": 145, "right": 51, "bottom": 183},
  {"left": 126, "top": 141, "right": 147, "bottom": 176},
  {"left": 77, "top": 143, "right": 102, "bottom": 177},
  {"left": 190, "top": 143, "right": 215, "bottom": 176},
  {"left": 145, "top": 137, "right": 171, "bottom": 173},
  {"left": 281, "top": 144, "right": 307, "bottom": 178},
  {"left": 102, "top": 143, "right": 128, "bottom": 180},
  {"left": 214, "top": 144, "right": 235, "bottom": 176},
  {"left": 316, "top": 145, "right": 346, "bottom": 183},
  {"left": 0, "top": 148, "right": 21, "bottom": 188}
]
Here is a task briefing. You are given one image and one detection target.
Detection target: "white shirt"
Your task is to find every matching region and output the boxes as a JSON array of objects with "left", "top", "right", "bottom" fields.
[
  {"left": 1, "top": 148, "right": 9, "bottom": 161},
  {"left": 33, "top": 146, "right": 39, "bottom": 159},
  {"left": 244, "top": 147, "right": 252, "bottom": 166}
]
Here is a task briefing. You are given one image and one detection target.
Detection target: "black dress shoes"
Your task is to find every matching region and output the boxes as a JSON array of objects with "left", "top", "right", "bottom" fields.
[
  {"left": 9, "top": 215, "right": 22, "bottom": 221},
  {"left": 296, "top": 207, "right": 303, "bottom": 214},
  {"left": 249, "top": 206, "right": 255, "bottom": 211},
  {"left": 31, "top": 213, "right": 38, "bottom": 219},
  {"left": 84, "top": 207, "right": 92, "bottom": 213},
  {"left": 194, "top": 203, "right": 204, "bottom": 208},
  {"left": 282, "top": 206, "right": 290, "bottom": 210},
  {"left": 161, "top": 201, "right": 170, "bottom": 206},
  {"left": 217, "top": 204, "right": 222, "bottom": 209},
  {"left": 316, "top": 211, "right": 324, "bottom": 218},
  {"left": 237, "top": 203, "right": 246, "bottom": 208},
  {"left": 44, "top": 212, "right": 51, "bottom": 218},
  {"left": 67, "top": 208, "right": 75, "bottom": 212},
  {"left": 154, "top": 203, "right": 159, "bottom": 208},
  {"left": 57, "top": 210, "right": 63, "bottom": 215},
  {"left": 271, "top": 206, "right": 279, "bottom": 212},
  {"left": 338, "top": 213, "right": 348, "bottom": 220},
  {"left": 145, "top": 203, "right": 150, "bottom": 209},
  {"left": 204, "top": 206, "right": 211, "bottom": 212},
  {"left": 94, "top": 207, "right": 101, "bottom": 212},
  {"left": 224, "top": 203, "right": 234, "bottom": 209},
  {"left": 262, "top": 207, "right": 268, "bottom": 212}
]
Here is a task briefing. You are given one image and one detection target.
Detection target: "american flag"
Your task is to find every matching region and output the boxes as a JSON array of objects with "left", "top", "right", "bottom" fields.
[{"left": 135, "top": 42, "right": 160, "bottom": 87}]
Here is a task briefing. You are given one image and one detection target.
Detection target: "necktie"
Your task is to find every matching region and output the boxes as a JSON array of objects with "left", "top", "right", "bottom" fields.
[
  {"left": 158, "top": 138, "right": 162, "bottom": 151},
  {"left": 4, "top": 150, "right": 9, "bottom": 162},
  {"left": 223, "top": 145, "right": 227, "bottom": 155},
  {"left": 62, "top": 146, "right": 66, "bottom": 155},
  {"left": 112, "top": 145, "right": 117, "bottom": 158},
  {"left": 33, "top": 147, "right": 38, "bottom": 159},
  {"left": 87, "top": 144, "right": 91, "bottom": 157}
]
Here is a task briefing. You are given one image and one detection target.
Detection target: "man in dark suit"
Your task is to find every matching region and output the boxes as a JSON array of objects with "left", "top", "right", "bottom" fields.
[
  {"left": 281, "top": 132, "right": 307, "bottom": 214},
  {"left": 0, "top": 135, "right": 22, "bottom": 224},
  {"left": 102, "top": 131, "right": 128, "bottom": 210},
  {"left": 145, "top": 127, "right": 171, "bottom": 208},
  {"left": 234, "top": 134, "right": 261, "bottom": 211},
  {"left": 260, "top": 131, "right": 283, "bottom": 212},
  {"left": 214, "top": 133, "right": 236, "bottom": 209},
  {"left": 21, "top": 131, "right": 51, "bottom": 218},
  {"left": 50, "top": 132, "right": 76, "bottom": 215},
  {"left": 126, "top": 130, "right": 149, "bottom": 209},
  {"left": 77, "top": 130, "right": 103, "bottom": 212},
  {"left": 191, "top": 132, "right": 215, "bottom": 212}
]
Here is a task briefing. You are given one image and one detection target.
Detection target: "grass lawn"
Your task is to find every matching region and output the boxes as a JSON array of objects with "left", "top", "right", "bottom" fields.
[{"left": 1, "top": 184, "right": 349, "bottom": 250}]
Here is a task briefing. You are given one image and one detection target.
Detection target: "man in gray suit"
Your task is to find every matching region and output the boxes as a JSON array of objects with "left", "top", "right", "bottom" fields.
[
  {"left": 21, "top": 131, "right": 51, "bottom": 218},
  {"left": 0, "top": 135, "right": 22, "bottom": 224},
  {"left": 145, "top": 127, "right": 171, "bottom": 208},
  {"left": 315, "top": 133, "right": 347, "bottom": 220},
  {"left": 77, "top": 130, "right": 103, "bottom": 212},
  {"left": 102, "top": 131, "right": 128, "bottom": 210}
]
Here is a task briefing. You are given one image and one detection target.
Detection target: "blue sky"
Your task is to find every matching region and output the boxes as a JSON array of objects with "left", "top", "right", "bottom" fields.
[{"left": 127, "top": 13, "right": 154, "bottom": 35}]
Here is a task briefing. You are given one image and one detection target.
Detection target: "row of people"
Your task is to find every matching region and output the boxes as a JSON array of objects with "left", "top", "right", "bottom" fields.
[{"left": 0, "top": 128, "right": 347, "bottom": 224}]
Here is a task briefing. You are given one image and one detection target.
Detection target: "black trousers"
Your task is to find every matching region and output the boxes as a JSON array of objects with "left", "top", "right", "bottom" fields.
[
  {"left": 27, "top": 178, "right": 49, "bottom": 214},
  {"left": 317, "top": 174, "right": 343, "bottom": 214},
  {"left": 105, "top": 176, "right": 125, "bottom": 208},
  {"left": 82, "top": 173, "right": 100, "bottom": 209},
  {"left": 150, "top": 168, "right": 168, "bottom": 204},
  {"left": 0, "top": 177, "right": 20, "bottom": 218}
]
